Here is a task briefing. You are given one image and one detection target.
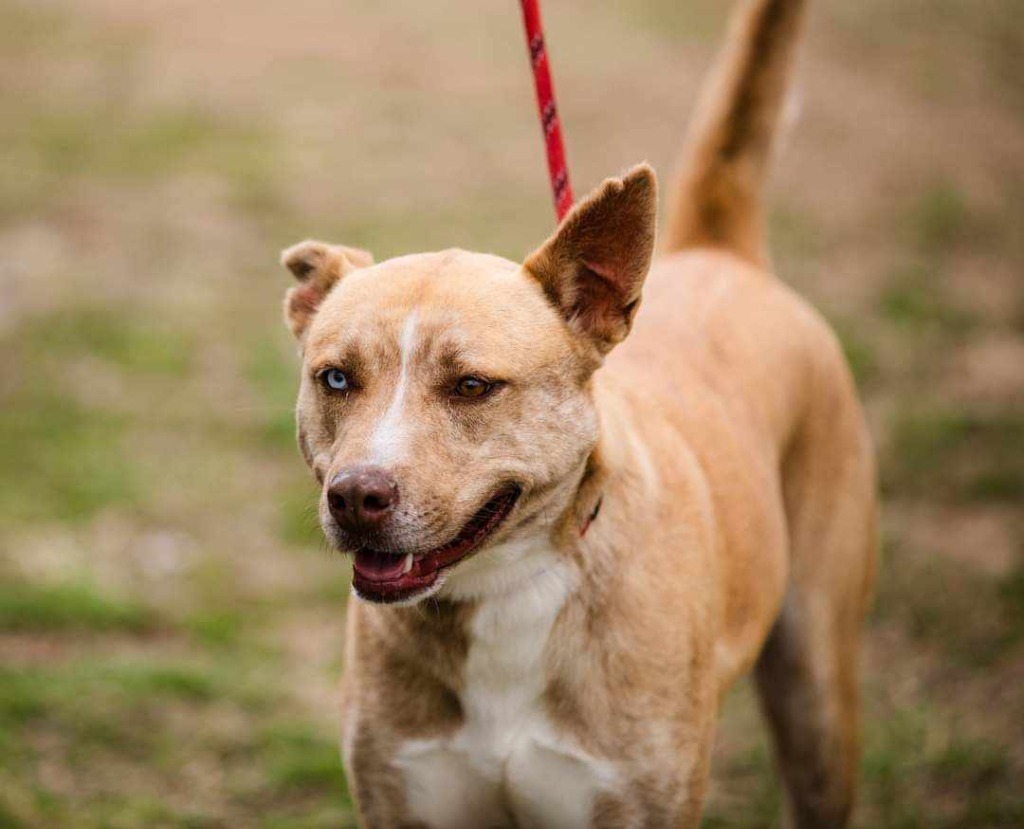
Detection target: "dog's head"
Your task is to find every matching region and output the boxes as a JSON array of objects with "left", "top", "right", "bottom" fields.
[{"left": 282, "top": 165, "right": 656, "bottom": 604}]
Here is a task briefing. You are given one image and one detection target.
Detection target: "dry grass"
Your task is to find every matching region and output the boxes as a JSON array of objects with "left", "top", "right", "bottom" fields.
[{"left": 1, "top": 0, "right": 1022, "bottom": 826}]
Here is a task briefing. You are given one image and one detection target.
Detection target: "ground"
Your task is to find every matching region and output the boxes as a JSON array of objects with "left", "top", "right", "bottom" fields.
[{"left": 0, "top": 0, "right": 1022, "bottom": 826}]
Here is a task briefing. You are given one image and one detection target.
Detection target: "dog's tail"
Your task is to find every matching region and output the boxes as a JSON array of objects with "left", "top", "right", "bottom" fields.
[{"left": 661, "top": 0, "right": 807, "bottom": 267}]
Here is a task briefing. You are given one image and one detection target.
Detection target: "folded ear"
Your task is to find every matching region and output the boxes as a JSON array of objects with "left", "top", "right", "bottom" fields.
[
  {"left": 524, "top": 164, "right": 657, "bottom": 356},
  {"left": 281, "top": 240, "right": 374, "bottom": 338}
]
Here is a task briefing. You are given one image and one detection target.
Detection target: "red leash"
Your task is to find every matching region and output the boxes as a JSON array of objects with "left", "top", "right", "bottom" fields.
[{"left": 518, "top": 0, "right": 574, "bottom": 222}]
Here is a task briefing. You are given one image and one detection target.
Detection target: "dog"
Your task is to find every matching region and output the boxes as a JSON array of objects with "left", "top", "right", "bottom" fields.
[{"left": 279, "top": 0, "right": 877, "bottom": 825}]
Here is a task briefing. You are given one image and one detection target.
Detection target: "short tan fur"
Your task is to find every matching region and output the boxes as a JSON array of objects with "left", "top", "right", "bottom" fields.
[{"left": 280, "top": 1, "right": 877, "bottom": 826}]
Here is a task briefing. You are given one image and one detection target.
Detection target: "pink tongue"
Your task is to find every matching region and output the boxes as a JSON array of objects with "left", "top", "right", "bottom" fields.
[{"left": 353, "top": 550, "right": 408, "bottom": 582}]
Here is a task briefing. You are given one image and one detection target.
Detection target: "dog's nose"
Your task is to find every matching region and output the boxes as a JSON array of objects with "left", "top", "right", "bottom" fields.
[{"left": 327, "top": 466, "right": 398, "bottom": 531}]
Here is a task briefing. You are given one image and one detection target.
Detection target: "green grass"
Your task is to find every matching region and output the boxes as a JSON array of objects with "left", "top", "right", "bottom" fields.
[
  {"left": 245, "top": 335, "right": 301, "bottom": 452},
  {"left": 279, "top": 485, "right": 322, "bottom": 547},
  {"left": 826, "top": 0, "right": 1024, "bottom": 110},
  {"left": 879, "top": 180, "right": 981, "bottom": 335},
  {"left": 108, "top": 663, "right": 221, "bottom": 702},
  {"left": 3, "top": 102, "right": 277, "bottom": 220},
  {"left": 21, "top": 306, "right": 196, "bottom": 377},
  {"left": 260, "top": 723, "right": 348, "bottom": 793},
  {"left": 185, "top": 609, "right": 247, "bottom": 650},
  {"left": 909, "top": 181, "right": 970, "bottom": 253},
  {"left": 23, "top": 108, "right": 222, "bottom": 179},
  {"left": 1, "top": 660, "right": 243, "bottom": 729},
  {"left": 708, "top": 680, "right": 1024, "bottom": 828},
  {"left": 0, "top": 792, "right": 221, "bottom": 829},
  {"left": 0, "top": 581, "right": 157, "bottom": 633},
  {"left": 880, "top": 265, "right": 978, "bottom": 333},
  {"left": 859, "top": 703, "right": 1023, "bottom": 829},
  {"left": 884, "top": 406, "right": 1024, "bottom": 503},
  {"left": 0, "top": 390, "right": 134, "bottom": 523},
  {"left": 874, "top": 542, "right": 1024, "bottom": 667},
  {"left": 0, "top": 653, "right": 334, "bottom": 828},
  {"left": 0, "top": 305, "right": 204, "bottom": 523}
]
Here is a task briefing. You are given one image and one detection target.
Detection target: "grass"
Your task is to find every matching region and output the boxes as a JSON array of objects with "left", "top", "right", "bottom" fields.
[
  {"left": 279, "top": 485, "right": 322, "bottom": 547},
  {"left": 826, "top": 0, "right": 1024, "bottom": 110},
  {"left": 880, "top": 266, "right": 978, "bottom": 333},
  {"left": 0, "top": 304, "right": 202, "bottom": 523},
  {"left": 0, "top": 581, "right": 157, "bottom": 633},
  {"left": 709, "top": 686, "right": 1024, "bottom": 829},
  {"left": 260, "top": 723, "right": 348, "bottom": 793},
  {"left": 1, "top": 17, "right": 279, "bottom": 220},
  {"left": 246, "top": 334, "right": 302, "bottom": 452},
  {"left": 1, "top": 0, "right": 1022, "bottom": 825},
  {"left": 0, "top": 390, "right": 134, "bottom": 523},
  {"left": 884, "top": 406, "right": 1024, "bottom": 502},
  {"left": 21, "top": 306, "right": 196, "bottom": 377},
  {"left": 873, "top": 538, "right": 1024, "bottom": 667},
  {"left": 879, "top": 183, "right": 982, "bottom": 336},
  {"left": 908, "top": 181, "right": 970, "bottom": 253},
  {"left": 860, "top": 706, "right": 1010, "bottom": 828},
  {"left": 0, "top": 653, "right": 343, "bottom": 828},
  {"left": 185, "top": 609, "right": 247, "bottom": 650}
]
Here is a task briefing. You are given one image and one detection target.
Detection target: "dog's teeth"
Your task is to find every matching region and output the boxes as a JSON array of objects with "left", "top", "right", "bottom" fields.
[{"left": 402, "top": 553, "right": 414, "bottom": 575}]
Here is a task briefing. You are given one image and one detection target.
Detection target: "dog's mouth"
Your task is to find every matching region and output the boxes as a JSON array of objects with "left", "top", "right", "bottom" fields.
[{"left": 350, "top": 486, "right": 521, "bottom": 604}]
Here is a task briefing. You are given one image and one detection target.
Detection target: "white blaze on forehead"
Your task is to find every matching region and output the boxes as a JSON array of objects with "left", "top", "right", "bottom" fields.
[{"left": 369, "top": 310, "right": 419, "bottom": 465}]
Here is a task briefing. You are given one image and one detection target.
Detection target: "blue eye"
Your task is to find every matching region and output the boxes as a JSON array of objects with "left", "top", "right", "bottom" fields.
[{"left": 322, "top": 369, "right": 349, "bottom": 392}]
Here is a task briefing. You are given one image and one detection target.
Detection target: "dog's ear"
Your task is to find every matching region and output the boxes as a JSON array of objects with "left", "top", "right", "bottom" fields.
[
  {"left": 281, "top": 240, "right": 374, "bottom": 338},
  {"left": 524, "top": 164, "right": 657, "bottom": 356}
]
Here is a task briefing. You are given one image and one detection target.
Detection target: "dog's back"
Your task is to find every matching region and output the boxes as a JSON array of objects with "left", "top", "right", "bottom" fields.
[{"left": 606, "top": 0, "right": 878, "bottom": 823}]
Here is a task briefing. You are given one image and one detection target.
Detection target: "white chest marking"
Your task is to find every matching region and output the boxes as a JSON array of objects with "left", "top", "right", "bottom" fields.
[
  {"left": 394, "top": 548, "right": 618, "bottom": 828},
  {"left": 368, "top": 311, "right": 418, "bottom": 465}
]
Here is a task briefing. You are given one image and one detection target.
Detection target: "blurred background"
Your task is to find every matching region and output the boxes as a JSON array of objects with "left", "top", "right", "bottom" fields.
[{"left": 1, "top": 0, "right": 1021, "bottom": 826}]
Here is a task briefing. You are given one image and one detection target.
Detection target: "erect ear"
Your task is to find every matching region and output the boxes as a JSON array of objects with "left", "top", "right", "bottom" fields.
[
  {"left": 281, "top": 240, "right": 374, "bottom": 338},
  {"left": 523, "top": 164, "right": 657, "bottom": 356}
]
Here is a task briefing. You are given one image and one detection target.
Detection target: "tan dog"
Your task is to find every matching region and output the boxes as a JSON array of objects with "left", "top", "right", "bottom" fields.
[{"left": 280, "top": 0, "right": 876, "bottom": 825}]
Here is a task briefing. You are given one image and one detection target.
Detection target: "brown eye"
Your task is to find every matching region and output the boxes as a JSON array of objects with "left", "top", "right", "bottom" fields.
[{"left": 454, "top": 376, "right": 493, "bottom": 399}]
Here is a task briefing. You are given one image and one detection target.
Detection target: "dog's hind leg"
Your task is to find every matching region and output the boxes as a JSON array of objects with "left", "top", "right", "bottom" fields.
[
  {"left": 755, "top": 368, "right": 878, "bottom": 829},
  {"left": 754, "top": 584, "right": 866, "bottom": 828}
]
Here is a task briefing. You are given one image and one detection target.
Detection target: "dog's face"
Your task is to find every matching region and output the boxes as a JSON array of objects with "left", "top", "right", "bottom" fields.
[{"left": 282, "top": 165, "right": 656, "bottom": 604}]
